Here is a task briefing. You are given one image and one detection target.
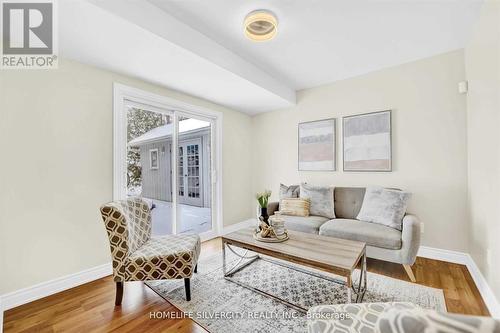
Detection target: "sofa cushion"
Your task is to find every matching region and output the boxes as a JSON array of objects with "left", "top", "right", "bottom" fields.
[
  {"left": 357, "top": 187, "right": 411, "bottom": 231},
  {"left": 280, "top": 215, "right": 329, "bottom": 234},
  {"left": 300, "top": 183, "right": 335, "bottom": 218},
  {"left": 279, "top": 183, "right": 300, "bottom": 200},
  {"left": 334, "top": 187, "right": 366, "bottom": 219},
  {"left": 279, "top": 198, "right": 310, "bottom": 217},
  {"left": 319, "top": 219, "right": 402, "bottom": 250}
]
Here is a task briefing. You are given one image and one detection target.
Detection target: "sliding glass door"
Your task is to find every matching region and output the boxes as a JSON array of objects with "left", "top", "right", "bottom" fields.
[
  {"left": 123, "top": 100, "right": 215, "bottom": 238},
  {"left": 175, "top": 115, "right": 213, "bottom": 235},
  {"left": 126, "top": 105, "right": 175, "bottom": 235}
]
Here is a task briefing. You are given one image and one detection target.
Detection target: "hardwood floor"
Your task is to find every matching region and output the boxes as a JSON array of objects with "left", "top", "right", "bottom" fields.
[{"left": 3, "top": 238, "right": 489, "bottom": 332}]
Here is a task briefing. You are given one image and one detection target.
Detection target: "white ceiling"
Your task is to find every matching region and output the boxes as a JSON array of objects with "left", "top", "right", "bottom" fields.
[
  {"left": 60, "top": 0, "right": 483, "bottom": 114},
  {"left": 151, "top": 0, "right": 483, "bottom": 90},
  {"left": 60, "top": 0, "right": 295, "bottom": 115}
]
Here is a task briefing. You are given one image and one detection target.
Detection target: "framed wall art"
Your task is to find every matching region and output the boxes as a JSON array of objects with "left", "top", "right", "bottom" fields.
[
  {"left": 343, "top": 110, "right": 392, "bottom": 172},
  {"left": 298, "top": 118, "right": 336, "bottom": 171}
]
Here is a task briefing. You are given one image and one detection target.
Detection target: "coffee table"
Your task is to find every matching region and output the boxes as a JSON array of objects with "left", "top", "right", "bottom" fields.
[{"left": 222, "top": 227, "right": 367, "bottom": 313}]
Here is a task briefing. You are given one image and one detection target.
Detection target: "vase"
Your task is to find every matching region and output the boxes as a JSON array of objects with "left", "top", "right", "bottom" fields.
[{"left": 260, "top": 207, "right": 269, "bottom": 225}]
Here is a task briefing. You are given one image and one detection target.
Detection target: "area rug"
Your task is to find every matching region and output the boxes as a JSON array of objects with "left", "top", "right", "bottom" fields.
[{"left": 146, "top": 249, "right": 446, "bottom": 333}]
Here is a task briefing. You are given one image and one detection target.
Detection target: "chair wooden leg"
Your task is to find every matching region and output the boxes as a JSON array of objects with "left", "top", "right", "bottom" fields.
[
  {"left": 184, "top": 278, "right": 191, "bottom": 301},
  {"left": 403, "top": 264, "right": 416, "bottom": 282},
  {"left": 194, "top": 264, "right": 198, "bottom": 273},
  {"left": 115, "top": 282, "right": 124, "bottom": 306}
]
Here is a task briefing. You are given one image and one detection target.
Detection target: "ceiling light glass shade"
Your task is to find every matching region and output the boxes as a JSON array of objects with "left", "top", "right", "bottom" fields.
[{"left": 244, "top": 10, "right": 278, "bottom": 41}]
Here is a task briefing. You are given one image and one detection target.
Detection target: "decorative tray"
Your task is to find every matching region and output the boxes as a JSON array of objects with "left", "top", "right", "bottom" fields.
[{"left": 253, "top": 230, "right": 289, "bottom": 243}]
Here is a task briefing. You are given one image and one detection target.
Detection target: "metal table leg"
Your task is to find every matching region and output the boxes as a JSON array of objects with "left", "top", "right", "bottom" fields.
[
  {"left": 347, "top": 276, "right": 352, "bottom": 303},
  {"left": 222, "top": 242, "right": 259, "bottom": 276},
  {"left": 222, "top": 242, "right": 368, "bottom": 311},
  {"left": 222, "top": 240, "right": 227, "bottom": 275},
  {"left": 354, "top": 250, "right": 367, "bottom": 303}
]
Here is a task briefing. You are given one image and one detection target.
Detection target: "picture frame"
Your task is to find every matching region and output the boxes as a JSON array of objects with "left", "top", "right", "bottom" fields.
[
  {"left": 149, "top": 148, "right": 159, "bottom": 169},
  {"left": 298, "top": 118, "right": 336, "bottom": 171},
  {"left": 342, "top": 110, "right": 392, "bottom": 172}
]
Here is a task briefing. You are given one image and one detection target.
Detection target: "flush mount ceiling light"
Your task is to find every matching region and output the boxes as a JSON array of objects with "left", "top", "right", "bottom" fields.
[{"left": 244, "top": 10, "right": 278, "bottom": 41}]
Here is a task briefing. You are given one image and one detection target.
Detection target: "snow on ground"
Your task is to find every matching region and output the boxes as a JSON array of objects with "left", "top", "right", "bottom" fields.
[
  {"left": 127, "top": 186, "right": 142, "bottom": 197},
  {"left": 149, "top": 199, "right": 212, "bottom": 235}
]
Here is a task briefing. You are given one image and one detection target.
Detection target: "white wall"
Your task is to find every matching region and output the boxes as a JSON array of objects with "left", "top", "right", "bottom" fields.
[
  {"left": 465, "top": 0, "right": 500, "bottom": 303},
  {"left": 0, "top": 28, "right": 496, "bottom": 309},
  {"left": 252, "top": 50, "right": 469, "bottom": 252},
  {"left": 0, "top": 59, "right": 253, "bottom": 295}
]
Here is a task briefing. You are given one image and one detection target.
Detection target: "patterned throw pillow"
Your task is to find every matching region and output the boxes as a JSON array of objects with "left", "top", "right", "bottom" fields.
[
  {"left": 308, "top": 303, "right": 417, "bottom": 333},
  {"left": 299, "top": 183, "right": 335, "bottom": 219},
  {"left": 357, "top": 187, "right": 411, "bottom": 230},
  {"left": 279, "top": 183, "right": 300, "bottom": 200},
  {"left": 279, "top": 198, "right": 310, "bottom": 217},
  {"left": 376, "top": 307, "right": 500, "bottom": 333}
]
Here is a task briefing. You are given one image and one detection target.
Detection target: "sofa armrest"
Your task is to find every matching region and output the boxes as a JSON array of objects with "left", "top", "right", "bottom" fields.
[
  {"left": 401, "top": 214, "right": 421, "bottom": 265},
  {"left": 267, "top": 201, "right": 279, "bottom": 216}
]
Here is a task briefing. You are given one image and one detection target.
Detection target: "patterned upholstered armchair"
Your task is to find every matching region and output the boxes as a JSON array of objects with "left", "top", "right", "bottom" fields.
[{"left": 100, "top": 198, "right": 201, "bottom": 305}]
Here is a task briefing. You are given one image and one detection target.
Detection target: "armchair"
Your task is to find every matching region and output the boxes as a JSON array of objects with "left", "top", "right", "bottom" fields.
[{"left": 100, "top": 198, "right": 200, "bottom": 305}]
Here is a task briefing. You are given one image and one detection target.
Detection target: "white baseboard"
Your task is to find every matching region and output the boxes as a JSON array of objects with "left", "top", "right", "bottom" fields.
[
  {"left": 418, "top": 246, "right": 471, "bottom": 264},
  {"left": 418, "top": 246, "right": 500, "bottom": 318},
  {"left": 1, "top": 240, "right": 498, "bottom": 333},
  {"left": 0, "top": 263, "right": 112, "bottom": 312},
  {"left": 0, "top": 221, "right": 255, "bottom": 326},
  {"left": 465, "top": 255, "right": 500, "bottom": 319},
  {"left": 221, "top": 218, "right": 255, "bottom": 235},
  {"left": 0, "top": 221, "right": 254, "bottom": 316}
]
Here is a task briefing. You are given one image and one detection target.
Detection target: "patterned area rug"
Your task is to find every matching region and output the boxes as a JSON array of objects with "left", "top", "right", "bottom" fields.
[{"left": 146, "top": 249, "right": 446, "bottom": 333}]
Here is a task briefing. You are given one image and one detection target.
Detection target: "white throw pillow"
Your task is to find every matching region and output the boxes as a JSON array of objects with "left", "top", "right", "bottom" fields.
[
  {"left": 300, "top": 183, "right": 335, "bottom": 219},
  {"left": 357, "top": 187, "right": 411, "bottom": 230}
]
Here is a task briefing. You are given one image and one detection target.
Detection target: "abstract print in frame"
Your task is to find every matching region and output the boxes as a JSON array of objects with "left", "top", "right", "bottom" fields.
[
  {"left": 298, "top": 118, "right": 336, "bottom": 171},
  {"left": 343, "top": 110, "right": 392, "bottom": 172}
]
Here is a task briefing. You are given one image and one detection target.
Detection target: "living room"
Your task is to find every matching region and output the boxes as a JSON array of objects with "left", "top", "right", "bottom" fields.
[{"left": 0, "top": 0, "right": 499, "bottom": 332}]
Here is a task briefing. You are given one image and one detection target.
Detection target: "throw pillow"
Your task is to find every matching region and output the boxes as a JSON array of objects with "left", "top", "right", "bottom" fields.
[
  {"left": 357, "top": 187, "right": 411, "bottom": 231},
  {"left": 279, "top": 198, "right": 310, "bottom": 217},
  {"left": 299, "top": 183, "right": 335, "bottom": 219},
  {"left": 376, "top": 306, "right": 500, "bottom": 333},
  {"left": 279, "top": 183, "right": 300, "bottom": 200}
]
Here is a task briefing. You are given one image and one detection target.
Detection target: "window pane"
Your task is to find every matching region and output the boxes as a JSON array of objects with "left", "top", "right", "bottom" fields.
[
  {"left": 126, "top": 107, "right": 173, "bottom": 236},
  {"left": 176, "top": 116, "right": 212, "bottom": 234}
]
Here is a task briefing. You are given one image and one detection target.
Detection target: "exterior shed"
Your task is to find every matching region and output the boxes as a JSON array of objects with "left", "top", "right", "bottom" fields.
[{"left": 128, "top": 119, "right": 211, "bottom": 208}]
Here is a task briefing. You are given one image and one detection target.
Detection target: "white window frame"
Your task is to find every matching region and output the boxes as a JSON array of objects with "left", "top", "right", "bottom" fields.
[
  {"left": 149, "top": 148, "right": 159, "bottom": 170},
  {"left": 113, "top": 83, "right": 223, "bottom": 240}
]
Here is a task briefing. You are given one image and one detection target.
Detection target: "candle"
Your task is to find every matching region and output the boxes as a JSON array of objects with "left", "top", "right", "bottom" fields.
[{"left": 269, "top": 216, "right": 285, "bottom": 236}]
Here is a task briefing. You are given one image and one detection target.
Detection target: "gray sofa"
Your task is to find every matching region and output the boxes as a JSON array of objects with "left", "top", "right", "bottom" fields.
[{"left": 268, "top": 187, "right": 421, "bottom": 282}]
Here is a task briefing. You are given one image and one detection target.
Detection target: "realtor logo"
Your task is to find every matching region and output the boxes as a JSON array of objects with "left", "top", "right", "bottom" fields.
[{"left": 1, "top": 0, "right": 58, "bottom": 69}]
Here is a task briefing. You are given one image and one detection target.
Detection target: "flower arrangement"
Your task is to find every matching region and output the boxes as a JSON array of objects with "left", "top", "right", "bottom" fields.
[{"left": 255, "top": 190, "right": 272, "bottom": 208}]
